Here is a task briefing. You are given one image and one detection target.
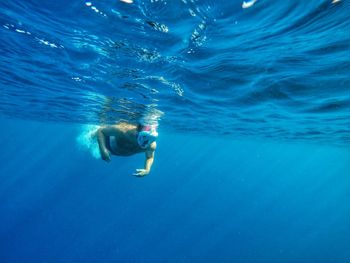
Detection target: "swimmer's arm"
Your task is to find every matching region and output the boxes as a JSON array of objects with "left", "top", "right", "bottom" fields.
[
  {"left": 97, "top": 126, "right": 119, "bottom": 161},
  {"left": 134, "top": 142, "right": 156, "bottom": 177},
  {"left": 144, "top": 144, "right": 155, "bottom": 173}
]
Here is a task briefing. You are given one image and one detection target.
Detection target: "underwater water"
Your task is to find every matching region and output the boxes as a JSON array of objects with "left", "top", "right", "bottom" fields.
[{"left": 0, "top": 0, "right": 350, "bottom": 262}]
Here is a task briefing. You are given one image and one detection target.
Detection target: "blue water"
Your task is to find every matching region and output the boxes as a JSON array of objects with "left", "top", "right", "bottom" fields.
[{"left": 1, "top": 0, "right": 350, "bottom": 262}]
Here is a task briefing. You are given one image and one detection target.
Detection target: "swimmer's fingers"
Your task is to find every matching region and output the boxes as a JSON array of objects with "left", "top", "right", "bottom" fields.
[
  {"left": 104, "top": 156, "right": 111, "bottom": 162},
  {"left": 132, "top": 169, "right": 148, "bottom": 177},
  {"left": 132, "top": 170, "right": 144, "bottom": 176},
  {"left": 101, "top": 149, "right": 111, "bottom": 162},
  {"left": 102, "top": 155, "right": 111, "bottom": 162}
]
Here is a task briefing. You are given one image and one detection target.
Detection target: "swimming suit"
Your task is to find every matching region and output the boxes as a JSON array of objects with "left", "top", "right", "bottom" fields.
[{"left": 106, "top": 136, "right": 118, "bottom": 154}]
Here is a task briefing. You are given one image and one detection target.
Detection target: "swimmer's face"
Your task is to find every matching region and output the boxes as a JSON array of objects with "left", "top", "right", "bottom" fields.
[{"left": 137, "top": 131, "right": 157, "bottom": 148}]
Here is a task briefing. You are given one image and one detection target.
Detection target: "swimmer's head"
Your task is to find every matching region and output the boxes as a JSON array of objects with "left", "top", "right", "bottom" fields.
[{"left": 137, "top": 124, "right": 158, "bottom": 149}]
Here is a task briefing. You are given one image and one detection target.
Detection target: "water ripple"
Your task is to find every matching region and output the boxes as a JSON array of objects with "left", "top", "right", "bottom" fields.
[{"left": 0, "top": 0, "right": 349, "bottom": 145}]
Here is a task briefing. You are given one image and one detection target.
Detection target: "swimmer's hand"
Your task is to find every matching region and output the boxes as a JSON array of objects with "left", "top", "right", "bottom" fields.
[
  {"left": 101, "top": 148, "right": 111, "bottom": 162},
  {"left": 133, "top": 169, "right": 149, "bottom": 177}
]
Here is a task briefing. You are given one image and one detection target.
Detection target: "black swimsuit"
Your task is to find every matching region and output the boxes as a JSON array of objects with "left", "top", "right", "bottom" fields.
[{"left": 105, "top": 136, "right": 117, "bottom": 154}]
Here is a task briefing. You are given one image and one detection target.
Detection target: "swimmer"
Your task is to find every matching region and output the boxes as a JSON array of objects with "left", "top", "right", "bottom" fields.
[{"left": 96, "top": 122, "right": 158, "bottom": 177}]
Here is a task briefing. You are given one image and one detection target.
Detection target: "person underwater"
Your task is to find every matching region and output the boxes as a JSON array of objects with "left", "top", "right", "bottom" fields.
[{"left": 96, "top": 122, "right": 158, "bottom": 177}]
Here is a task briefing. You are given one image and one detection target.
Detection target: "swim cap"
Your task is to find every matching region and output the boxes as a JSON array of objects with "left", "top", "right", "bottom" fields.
[{"left": 137, "top": 125, "right": 158, "bottom": 149}]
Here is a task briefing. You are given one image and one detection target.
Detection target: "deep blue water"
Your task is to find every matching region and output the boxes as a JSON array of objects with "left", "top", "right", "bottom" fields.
[{"left": 1, "top": 0, "right": 350, "bottom": 262}]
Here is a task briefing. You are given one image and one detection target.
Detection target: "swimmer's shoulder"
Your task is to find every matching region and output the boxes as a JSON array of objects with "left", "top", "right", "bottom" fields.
[{"left": 116, "top": 122, "right": 138, "bottom": 132}]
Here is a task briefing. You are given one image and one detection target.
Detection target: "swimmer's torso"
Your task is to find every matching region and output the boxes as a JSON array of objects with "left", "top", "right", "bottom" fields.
[{"left": 108, "top": 123, "right": 144, "bottom": 156}]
